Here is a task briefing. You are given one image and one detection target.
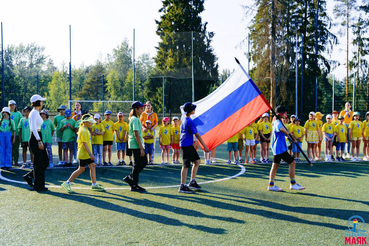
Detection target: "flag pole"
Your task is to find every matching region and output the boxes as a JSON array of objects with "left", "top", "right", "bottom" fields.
[{"left": 234, "top": 57, "right": 312, "bottom": 166}]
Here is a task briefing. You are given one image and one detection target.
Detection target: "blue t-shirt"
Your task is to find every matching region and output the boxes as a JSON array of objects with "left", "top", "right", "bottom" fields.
[
  {"left": 271, "top": 119, "right": 287, "bottom": 155},
  {"left": 180, "top": 117, "right": 198, "bottom": 147}
]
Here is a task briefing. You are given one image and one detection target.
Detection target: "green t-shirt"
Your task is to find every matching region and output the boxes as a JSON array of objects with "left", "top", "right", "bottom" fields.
[
  {"left": 54, "top": 115, "right": 65, "bottom": 139},
  {"left": 60, "top": 118, "right": 76, "bottom": 142},
  {"left": 41, "top": 119, "right": 55, "bottom": 144},
  {"left": 18, "top": 118, "right": 30, "bottom": 142},
  {"left": 10, "top": 111, "right": 22, "bottom": 136},
  {"left": 128, "top": 116, "right": 143, "bottom": 149},
  {"left": 0, "top": 119, "right": 16, "bottom": 133}
]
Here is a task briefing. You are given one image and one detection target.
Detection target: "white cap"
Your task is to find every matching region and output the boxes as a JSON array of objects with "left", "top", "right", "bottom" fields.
[
  {"left": 30, "top": 94, "right": 47, "bottom": 103},
  {"left": 262, "top": 113, "right": 269, "bottom": 117},
  {"left": 8, "top": 100, "right": 16, "bottom": 105},
  {"left": 309, "top": 111, "right": 315, "bottom": 116},
  {"left": 172, "top": 116, "right": 179, "bottom": 120},
  {"left": 326, "top": 114, "right": 332, "bottom": 119},
  {"left": 145, "top": 120, "right": 152, "bottom": 124},
  {"left": 1, "top": 107, "right": 11, "bottom": 115},
  {"left": 94, "top": 114, "right": 101, "bottom": 119}
]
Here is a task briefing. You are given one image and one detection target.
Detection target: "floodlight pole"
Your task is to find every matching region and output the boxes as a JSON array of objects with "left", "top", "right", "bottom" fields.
[
  {"left": 133, "top": 29, "right": 135, "bottom": 101},
  {"left": 162, "top": 76, "right": 165, "bottom": 118},
  {"left": 191, "top": 31, "right": 194, "bottom": 102},
  {"left": 1, "top": 22, "right": 4, "bottom": 108},
  {"left": 295, "top": 32, "right": 298, "bottom": 116},
  {"left": 353, "top": 73, "right": 356, "bottom": 112},
  {"left": 37, "top": 72, "right": 39, "bottom": 94},
  {"left": 69, "top": 25, "right": 72, "bottom": 102},
  {"left": 332, "top": 75, "right": 335, "bottom": 112},
  {"left": 300, "top": 35, "right": 304, "bottom": 120},
  {"left": 314, "top": 0, "right": 319, "bottom": 112},
  {"left": 102, "top": 75, "right": 105, "bottom": 113}
]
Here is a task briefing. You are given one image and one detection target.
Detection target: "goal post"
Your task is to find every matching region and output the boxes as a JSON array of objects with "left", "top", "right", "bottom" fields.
[{"left": 68, "top": 100, "right": 135, "bottom": 116}]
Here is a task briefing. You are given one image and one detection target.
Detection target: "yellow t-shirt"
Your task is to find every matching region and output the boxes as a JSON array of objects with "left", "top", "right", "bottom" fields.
[
  {"left": 332, "top": 118, "right": 339, "bottom": 126},
  {"left": 291, "top": 125, "right": 305, "bottom": 141},
  {"left": 335, "top": 124, "right": 347, "bottom": 143},
  {"left": 171, "top": 126, "right": 180, "bottom": 144},
  {"left": 304, "top": 120, "right": 318, "bottom": 131},
  {"left": 143, "top": 129, "right": 155, "bottom": 144},
  {"left": 349, "top": 120, "right": 362, "bottom": 138},
  {"left": 227, "top": 133, "right": 239, "bottom": 143},
  {"left": 245, "top": 126, "right": 255, "bottom": 140},
  {"left": 114, "top": 121, "right": 127, "bottom": 143},
  {"left": 287, "top": 123, "right": 295, "bottom": 132},
  {"left": 252, "top": 122, "right": 259, "bottom": 140},
  {"left": 238, "top": 127, "right": 246, "bottom": 139},
  {"left": 91, "top": 123, "right": 105, "bottom": 145},
  {"left": 102, "top": 120, "right": 114, "bottom": 141},
  {"left": 316, "top": 120, "right": 323, "bottom": 130},
  {"left": 159, "top": 125, "right": 172, "bottom": 145},
  {"left": 322, "top": 123, "right": 335, "bottom": 134},
  {"left": 77, "top": 126, "right": 92, "bottom": 160},
  {"left": 258, "top": 121, "right": 272, "bottom": 134},
  {"left": 362, "top": 120, "right": 369, "bottom": 137}
]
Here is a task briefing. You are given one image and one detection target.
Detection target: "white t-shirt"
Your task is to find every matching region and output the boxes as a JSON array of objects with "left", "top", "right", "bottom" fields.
[{"left": 29, "top": 108, "right": 43, "bottom": 140}]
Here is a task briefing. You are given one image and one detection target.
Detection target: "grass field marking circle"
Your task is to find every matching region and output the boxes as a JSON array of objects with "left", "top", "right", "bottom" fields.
[{"left": 0, "top": 160, "right": 245, "bottom": 190}]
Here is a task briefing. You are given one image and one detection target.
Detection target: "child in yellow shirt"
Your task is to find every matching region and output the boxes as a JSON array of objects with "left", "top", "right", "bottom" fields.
[
  {"left": 252, "top": 120, "right": 259, "bottom": 163},
  {"left": 159, "top": 117, "right": 172, "bottom": 165},
  {"left": 291, "top": 117, "right": 304, "bottom": 162},
  {"left": 335, "top": 116, "right": 347, "bottom": 161},
  {"left": 322, "top": 114, "right": 335, "bottom": 162},
  {"left": 244, "top": 123, "right": 256, "bottom": 164},
  {"left": 227, "top": 133, "right": 239, "bottom": 164},
  {"left": 91, "top": 114, "right": 104, "bottom": 166},
  {"left": 258, "top": 113, "right": 272, "bottom": 163},
  {"left": 143, "top": 120, "right": 155, "bottom": 164},
  {"left": 102, "top": 110, "right": 114, "bottom": 166},
  {"left": 171, "top": 117, "right": 181, "bottom": 164},
  {"left": 114, "top": 112, "right": 128, "bottom": 165},
  {"left": 304, "top": 112, "right": 320, "bottom": 162},
  {"left": 362, "top": 112, "right": 369, "bottom": 160},
  {"left": 349, "top": 112, "right": 362, "bottom": 161},
  {"left": 315, "top": 112, "right": 324, "bottom": 160},
  {"left": 237, "top": 127, "right": 246, "bottom": 164}
]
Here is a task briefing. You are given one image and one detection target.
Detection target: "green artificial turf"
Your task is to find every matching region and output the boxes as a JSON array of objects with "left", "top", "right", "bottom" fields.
[{"left": 0, "top": 159, "right": 368, "bottom": 245}]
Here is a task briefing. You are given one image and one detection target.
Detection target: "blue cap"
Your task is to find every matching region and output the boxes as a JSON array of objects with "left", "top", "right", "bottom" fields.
[
  {"left": 104, "top": 110, "right": 112, "bottom": 115},
  {"left": 58, "top": 105, "right": 67, "bottom": 111},
  {"left": 65, "top": 109, "right": 72, "bottom": 117},
  {"left": 131, "top": 101, "right": 146, "bottom": 109},
  {"left": 294, "top": 117, "right": 301, "bottom": 121},
  {"left": 183, "top": 102, "right": 196, "bottom": 113}
]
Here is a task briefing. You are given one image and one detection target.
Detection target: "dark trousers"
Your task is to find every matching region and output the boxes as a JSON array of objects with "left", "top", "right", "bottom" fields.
[
  {"left": 12, "top": 136, "right": 20, "bottom": 164},
  {"left": 129, "top": 148, "right": 148, "bottom": 185},
  {"left": 26, "top": 132, "right": 49, "bottom": 190}
]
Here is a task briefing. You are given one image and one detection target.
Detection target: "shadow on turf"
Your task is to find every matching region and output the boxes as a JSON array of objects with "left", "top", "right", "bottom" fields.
[
  {"left": 44, "top": 190, "right": 228, "bottom": 234},
  {"left": 152, "top": 192, "right": 351, "bottom": 230}
]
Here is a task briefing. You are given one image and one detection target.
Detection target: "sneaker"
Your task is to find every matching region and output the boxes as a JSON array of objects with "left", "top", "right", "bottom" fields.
[
  {"left": 315, "top": 157, "right": 320, "bottom": 161},
  {"left": 251, "top": 160, "right": 256, "bottom": 164},
  {"left": 188, "top": 179, "right": 201, "bottom": 190},
  {"left": 234, "top": 160, "right": 239, "bottom": 165},
  {"left": 131, "top": 185, "right": 146, "bottom": 192},
  {"left": 161, "top": 162, "right": 165, "bottom": 165},
  {"left": 239, "top": 158, "right": 244, "bottom": 164},
  {"left": 129, "top": 161, "right": 133, "bottom": 166},
  {"left": 336, "top": 157, "right": 341, "bottom": 162},
  {"left": 261, "top": 159, "right": 267, "bottom": 164},
  {"left": 266, "top": 159, "right": 271, "bottom": 163},
  {"left": 20, "top": 164, "right": 27, "bottom": 169},
  {"left": 226, "top": 160, "right": 231, "bottom": 164},
  {"left": 91, "top": 184, "right": 105, "bottom": 192},
  {"left": 268, "top": 185, "right": 283, "bottom": 192},
  {"left": 165, "top": 162, "right": 169, "bottom": 165},
  {"left": 211, "top": 160, "right": 216, "bottom": 164},
  {"left": 103, "top": 162, "right": 108, "bottom": 166},
  {"left": 117, "top": 161, "right": 122, "bottom": 166},
  {"left": 356, "top": 157, "right": 361, "bottom": 161},
  {"left": 331, "top": 156, "right": 335, "bottom": 161},
  {"left": 61, "top": 182, "right": 74, "bottom": 193},
  {"left": 64, "top": 162, "right": 72, "bottom": 167},
  {"left": 363, "top": 157, "right": 368, "bottom": 161},
  {"left": 49, "top": 163, "right": 54, "bottom": 168},
  {"left": 245, "top": 160, "right": 249, "bottom": 164},
  {"left": 57, "top": 162, "right": 64, "bottom": 167},
  {"left": 73, "top": 159, "right": 78, "bottom": 164},
  {"left": 351, "top": 157, "right": 356, "bottom": 162},
  {"left": 260, "top": 157, "right": 264, "bottom": 162},
  {"left": 290, "top": 183, "right": 305, "bottom": 190},
  {"left": 253, "top": 158, "right": 257, "bottom": 163},
  {"left": 107, "top": 162, "right": 113, "bottom": 166},
  {"left": 149, "top": 161, "right": 154, "bottom": 165},
  {"left": 346, "top": 153, "right": 351, "bottom": 158},
  {"left": 178, "top": 184, "right": 194, "bottom": 194},
  {"left": 123, "top": 176, "right": 134, "bottom": 187},
  {"left": 122, "top": 161, "right": 126, "bottom": 165},
  {"left": 23, "top": 174, "right": 33, "bottom": 187}
]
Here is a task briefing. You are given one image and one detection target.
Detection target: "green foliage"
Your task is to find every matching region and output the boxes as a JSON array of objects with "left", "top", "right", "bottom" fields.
[{"left": 45, "top": 71, "right": 69, "bottom": 111}]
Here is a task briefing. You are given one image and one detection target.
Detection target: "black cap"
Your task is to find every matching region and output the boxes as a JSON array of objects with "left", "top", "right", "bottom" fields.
[
  {"left": 183, "top": 102, "right": 197, "bottom": 113},
  {"left": 23, "top": 106, "right": 32, "bottom": 112},
  {"left": 275, "top": 105, "right": 287, "bottom": 113},
  {"left": 131, "top": 101, "right": 146, "bottom": 109}
]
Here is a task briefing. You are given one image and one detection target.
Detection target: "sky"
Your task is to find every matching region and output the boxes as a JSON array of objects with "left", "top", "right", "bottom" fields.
[{"left": 0, "top": 0, "right": 356, "bottom": 80}]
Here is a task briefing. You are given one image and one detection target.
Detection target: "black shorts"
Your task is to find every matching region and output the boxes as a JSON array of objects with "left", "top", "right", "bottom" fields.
[
  {"left": 273, "top": 151, "right": 294, "bottom": 164},
  {"left": 288, "top": 143, "right": 292, "bottom": 150},
  {"left": 126, "top": 147, "right": 133, "bottom": 156},
  {"left": 261, "top": 133, "right": 271, "bottom": 143},
  {"left": 181, "top": 145, "right": 200, "bottom": 168},
  {"left": 79, "top": 158, "right": 94, "bottom": 167},
  {"left": 103, "top": 141, "right": 113, "bottom": 146},
  {"left": 21, "top": 142, "right": 29, "bottom": 148}
]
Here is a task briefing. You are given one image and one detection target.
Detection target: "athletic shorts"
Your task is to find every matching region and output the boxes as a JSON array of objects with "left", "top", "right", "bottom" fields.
[
  {"left": 336, "top": 142, "right": 346, "bottom": 151},
  {"left": 260, "top": 133, "right": 271, "bottom": 143},
  {"left": 238, "top": 139, "right": 244, "bottom": 151},
  {"left": 245, "top": 139, "right": 255, "bottom": 146},
  {"left": 56, "top": 137, "right": 62, "bottom": 143},
  {"left": 288, "top": 142, "right": 292, "bottom": 150},
  {"left": 171, "top": 143, "right": 180, "bottom": 150},
  {"left": 160, "top": 144, "right": 171, "bottom": 150},
  {"left": 79, "top": 158, "right": 94, "bottom": 167},
  {"left": 292, "top": 142, "right": 302, "bottom": 153},
  {"left": 273, "top": 151, "right": 294, "bottom": 164},
  {"left": 332, "top": 135, "right": 337, "bottom": 146},
  {"left": 181, "top": 145, "right": 200, "bottom": 168},
  {"left": 21, "top": 142, "right": 29, "bottom": 148},
  {"left": 351, "top": 137, "right": 362, "bottom": 141},
  {"left": 145, "top": 143, "right": 154, "bottom": 155},
  {"left": 324, "top": 133, "right": 334, "bottom": 142},
  {"left": 103, "top": 141, "right": 113, "bottom": 146},
  {"left": 62, "top": 142, "right": 74, "bottom": 150},
  {"left": 255, "top": 140, "right": 260, "bottom": 144},
  {"left": 227, "top": 142, "right": 238, "bottom": 151},
  {"left": 116, "top": 142, "right": 126, "bottom": 151}
]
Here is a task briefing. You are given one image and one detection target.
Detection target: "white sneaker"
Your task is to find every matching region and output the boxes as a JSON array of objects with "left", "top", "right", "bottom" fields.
[
  {"left": 211, "top": 160, "right": 216, "bottom": 164},
  {"left": 356, "top": 157, "right": 361, "bottom": 161},
  {"left": 351, "top": 157, "right": 356, "bottom": 162},
  {"left": 267, "top": 185, "right": 283, "bottom": 192},
  {"left": 290, "top": 183, "right": 305, "bottom": 190},
  {"left": 363, "top": 157, "right": 368, "bottom": 161},
  {"left": 346, "top": 153, "right": 351, "bottom": 158}
]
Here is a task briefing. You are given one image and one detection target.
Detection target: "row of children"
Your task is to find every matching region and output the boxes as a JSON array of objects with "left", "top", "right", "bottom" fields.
[{"left": 224, "top": 110, "right": 369, "bottom": 164}]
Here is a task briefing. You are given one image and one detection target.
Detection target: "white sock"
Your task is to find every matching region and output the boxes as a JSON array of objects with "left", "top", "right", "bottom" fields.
[
  {"left": 92, "top": 183, "right": 96, "bottom": 186},
  {"left": 66, "top": 181, "right": 70, "bottom": 184},
  {"left": 118, "top": 159, "right": 121, "bottom": 162}
]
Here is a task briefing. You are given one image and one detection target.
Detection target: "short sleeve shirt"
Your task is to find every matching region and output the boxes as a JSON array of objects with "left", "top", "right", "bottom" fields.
[
  {"left": 77, "top": 126, "right": 92, "bottom": 160},
  {"left": 245, "top": 126, "right": 255, "bottom": 140},
  {"left": 60, "top": 118, "right": 76, "bottom": 142},
  {"left": 128, "top": 116, "right": 143, "bottom": 149},
  {"left": 339, "top": 110, "right": 353, "bottom": 124},
  {"left": 180, "top": 117, "right": 198, "bottom": 147},
  {"left": 291, "top": 125, "right": 304, "bottom": 140},
  {"left": 227, "top": 133, "right": 239, "bottom": 143},
  {"left": 10, "top": 111, "right": 22, "bottom": 136},
  {"left": 54, "top": 115, "right": 65, "bottom": 139},
  {"left": 159, "top": 125, "right": 172, "bottom": 145},
  {"left": 322, "top": 123, "right": 335, "bottom": 134},
  {"left": 304, "top": 120, "right": 318, "bottom": 131},
  {"left": 91, "top": 123, "right": 105, "bottom": 145},
  {"left": 335, "top": 124, "right": 347, "bottom": 142},
  {"left": 18, "top": 118, "right": 30, "bottom": 142},
  {"left": 271, "top": 119, "right": 287, "bottom": 155},
  {"left": 363, "top": 120, "right": 369, "bottom": 137},
  {"left": 171, "top": 126, "right": 180, "bottom": 144},
  {"left": 258, "top": 122, "right": 272, "bottom": 134},
  {"left": 102, "top": 120, "right": 114, "bottom": 141},
  {"left": 41, "top": 119, "right": 55, "bottom": 144},
  {"left": 143, "top": 129, "right": 155, "bottom": 144},
  {"left": 349, "top": 120, "right": 362, "bottom": 138},
  {"left": 114, "top": 122, "right": 127, "bottom": 143},
  {"left": 0, "top": 119, "right": 16, "bottom": 132}
]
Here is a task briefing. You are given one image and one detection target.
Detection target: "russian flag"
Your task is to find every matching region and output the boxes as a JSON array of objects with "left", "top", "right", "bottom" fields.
[{"left": 185, "top": 62, "right": 271, "bottom": 150}]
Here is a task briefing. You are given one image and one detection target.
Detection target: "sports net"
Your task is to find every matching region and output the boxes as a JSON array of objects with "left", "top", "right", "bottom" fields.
[{"left": 68, "top": 100, "right": 134, "bottom": 116}]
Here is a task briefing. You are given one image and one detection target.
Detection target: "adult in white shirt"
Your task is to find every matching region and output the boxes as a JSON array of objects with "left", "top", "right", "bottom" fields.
[{"left": 23, "top": 95, "right": 49, "bottom": 191}]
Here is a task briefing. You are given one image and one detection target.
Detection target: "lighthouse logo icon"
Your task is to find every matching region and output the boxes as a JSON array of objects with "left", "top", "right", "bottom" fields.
[
  {"left": 346, "top": 216, "right": 366, "bottom": 233},
  {"left": 344, "top": 215, "right": 367, "bottom": 245}
]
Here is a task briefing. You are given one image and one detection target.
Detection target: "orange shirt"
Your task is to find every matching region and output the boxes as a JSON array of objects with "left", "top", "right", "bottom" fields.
[
  {"left": 140, "top": 111, "right": 158, "bottom": 128},
  {"left": 339, "top": 110, "right": 353, "bottom": 124}
]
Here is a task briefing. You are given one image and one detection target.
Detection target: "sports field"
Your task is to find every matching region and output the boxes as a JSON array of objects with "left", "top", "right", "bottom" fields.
[{"left": 0, "top": 150, "right": 368, "bottom": 245}]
